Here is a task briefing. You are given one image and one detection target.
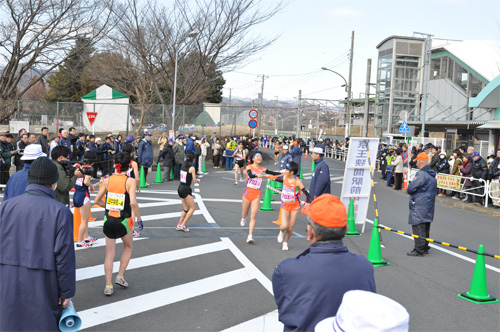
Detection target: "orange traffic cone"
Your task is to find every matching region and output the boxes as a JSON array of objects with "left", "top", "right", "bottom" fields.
[
  {"left": 264, "top": 146, "right": 267, "bottom": 150},
  {"left": 304, "top": 150, "right": 309, "bottom": 159},
  {"left": 402, "top": 170, "right": 408, "bottom": 191},
  {"left": 272, "top": 208, "right": 282, "bottom": 226},
  {"left": 73, "top": 208, "right": 81, "bottom": 242}
]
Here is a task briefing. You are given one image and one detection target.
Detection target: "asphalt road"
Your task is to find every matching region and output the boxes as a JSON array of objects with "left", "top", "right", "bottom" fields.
[{"left": 2, "top": 150, "right": 498, "bottom": 331}]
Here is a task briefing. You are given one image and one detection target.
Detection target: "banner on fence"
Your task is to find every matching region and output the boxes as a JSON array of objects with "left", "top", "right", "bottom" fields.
[
  {"left": 340, "top": 137, "right": 379, "bottom": 231},
  {"left": 436, "top": 174, "right": 461, "bottom": 190}
]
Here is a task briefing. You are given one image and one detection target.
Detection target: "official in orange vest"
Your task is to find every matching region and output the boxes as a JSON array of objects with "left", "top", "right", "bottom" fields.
[{"left": 95, "top": 152, "right": 143, "bottom": 296}]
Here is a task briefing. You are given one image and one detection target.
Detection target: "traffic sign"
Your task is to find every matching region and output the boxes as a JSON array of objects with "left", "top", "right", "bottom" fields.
[
  {"left": 249, "top": 109, "right": 258, "bottom": 118},
  {"left": 87, "top": 112, "right": 98, "bottom": 126},
  {"left": 248, "top": 119, "right": 258, "bottom": 129},
  {"left": 399, "top": 121, "right": 410, "bottom": 134}
]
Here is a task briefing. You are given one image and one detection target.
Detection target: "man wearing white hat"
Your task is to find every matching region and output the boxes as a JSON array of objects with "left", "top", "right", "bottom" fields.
[
  {"left": 308, "top": 146, "right": 331, "bottom": 202},
  {"left": 3, "top": 144, "right": 46, "bottom": 201},
  {"left": 315, "top": 290, "right": 409, "bottom": 332}
]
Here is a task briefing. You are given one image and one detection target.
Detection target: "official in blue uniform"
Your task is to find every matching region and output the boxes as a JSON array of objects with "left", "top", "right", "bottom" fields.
[{"left": 308, "top": 146, "right": 331, "bottom": 202}]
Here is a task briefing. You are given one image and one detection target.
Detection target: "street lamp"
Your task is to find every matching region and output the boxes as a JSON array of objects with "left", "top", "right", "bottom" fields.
[
  {"left": 321, "top": 67, "right": 350, "bottom": 137},
  {"left": 172, "top": 31, "right": 198, "bottom": 136}
]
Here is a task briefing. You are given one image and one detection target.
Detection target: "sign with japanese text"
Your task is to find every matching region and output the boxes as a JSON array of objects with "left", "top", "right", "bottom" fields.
[
  {"left": 340, "top": 137, "right": 379, "bottom": 233},
  {"left": 436, "top": 174, "right": 461, "bottom": 190},
  {"left": 86, "top": 112, "right": 98, "bottom": 126}
]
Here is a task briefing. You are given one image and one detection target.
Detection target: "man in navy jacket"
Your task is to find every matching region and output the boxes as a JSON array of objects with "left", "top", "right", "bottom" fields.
[
  {"left": 407, "top": 152, "right": 437, "bottom": 256},
  {"left": 273, "top": 194, "right": 376, "bottom": 331},
  {"left": 308, "top": 146, "right": 331, "bottom": 202},
  {"left": 0, "top": 157, "right": 75, "bottom": 331}
]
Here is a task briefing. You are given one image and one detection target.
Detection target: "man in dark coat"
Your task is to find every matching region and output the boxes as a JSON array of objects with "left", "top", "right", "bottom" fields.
[
  {"left": 173, "top": 135, "right": 185, "bottom": 180},
  {"left": 470, "top": 151, "right": 489, "bottom": 205},
  {"left": 407, "top": 152, "right": 437, "bottom": 256},
  {"left": 308, "top": 146, "right": 331, "bottom": 202},
  {"left": 161, "top": 138, "right": 175, "bottom": 181},
  {"left": 137, "top": 132, "right": 154, "bottom": 182},
  {"left": 273, "top": 194, "right": 376, "bottom": 331},
  {"left": 290, "top": 141, "right": 302, "bottom": 175},
  {"left": 0, "top": 157, "right": 76, "bottom": 331}
]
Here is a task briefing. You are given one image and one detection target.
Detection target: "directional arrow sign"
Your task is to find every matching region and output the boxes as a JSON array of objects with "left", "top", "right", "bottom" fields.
[{"left": 399, "top": 120, "right": 410, "bottom": 134}]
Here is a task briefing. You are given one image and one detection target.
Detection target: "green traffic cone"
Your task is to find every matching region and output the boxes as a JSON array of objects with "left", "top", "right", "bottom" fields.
[
  {"left": 273, "top": 178, "right": 281, "bottom": 195},
  {"left": 170, "top": 168, "right": 174, "bottom": 180},
  {"left": 259, "top": 179, "right": 274, "bottom": 212},
  {"left": 139, "top": 166, "right": 148, "bottom": 189},
  {"left": 345, "top": 199, "right": 362, "bottom": 237},
  {"left": 458, "top": 245, "right": 499, "bottom": 304},
  {"left": 153, "top": 164, "right": 163, "bottom": 183},
  {"left": 202, "top": 160, "right": 207, "bottom": 173},
  {"left": 367, "top": 218, "right": 390, "bottom": 267},
  {"left": 310, "top": 160, "right": 315, "bottom": 172},
  {"left": 300, "top": 163, "right": 304, "bottom": 180}
]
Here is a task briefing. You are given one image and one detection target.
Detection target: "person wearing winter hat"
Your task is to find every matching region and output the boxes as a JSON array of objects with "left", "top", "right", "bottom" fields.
[
  {"left": 0, "top": 156, "right": 75, "bottom": 331},
  {"left": 273, "top": 194, "right": 376, "bottom": 331},
  {"left": 3, "top": 144, "right": 46, "bottom": 201},
  {"left": 315, "top": 290, "right": 409, "bottom": 332}
]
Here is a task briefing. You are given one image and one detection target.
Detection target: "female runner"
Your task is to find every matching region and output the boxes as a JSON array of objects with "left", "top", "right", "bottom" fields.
[
  {"left": 276, "top": 161, "right": 309, "bottom": 251},
  {"left": 176, "top": 152, "right": 200, "bottom": 232},
  {"left": 74, "top": 151, "right": 96, "bottom": 248},
  {"left": 233, "top": 142, "right": 246, "bottom": 184},
  {"left": 94, "top": 152, "right": 142, "bottom": 296},
  {"left": 273, "top": 140, "right": 281, "bottom": 165},
  {"left": 123, "top": 143, "right": 142, "bottom": 233},
  {"left": 240, "top": 151, "right": 281, "bottom": 243}
]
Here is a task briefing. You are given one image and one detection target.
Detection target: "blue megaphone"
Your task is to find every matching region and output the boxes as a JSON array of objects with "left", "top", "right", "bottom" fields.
[{"left": 59, "top": 301, "right": 82, "bottom": 332}]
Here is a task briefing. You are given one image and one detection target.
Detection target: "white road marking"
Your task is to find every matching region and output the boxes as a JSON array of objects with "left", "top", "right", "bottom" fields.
[
  {"left": 79, "top": 269, "right": 253, "bottom": 330},
  {"left": 74, "top": 237, "right": 147, "bottom": 251},
  {"left": 195, "top": 188, "right": 200, "bottom": 192},
  {"left": 194, "top": 193, "right": 217, "bottom": 224},
  {"left": 366, "top": 219, "right": 500, "bottom": 274},
  {"left": 220, "top": 310, "right": 282, "bottom": 332},
  {"left": 76, "top": 241, "right": 228, "bottom": 281}
]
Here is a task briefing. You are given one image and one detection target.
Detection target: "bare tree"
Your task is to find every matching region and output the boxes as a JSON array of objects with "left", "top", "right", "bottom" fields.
[{"left": 0, "top": 0, "right": 116, "bottom": 122}]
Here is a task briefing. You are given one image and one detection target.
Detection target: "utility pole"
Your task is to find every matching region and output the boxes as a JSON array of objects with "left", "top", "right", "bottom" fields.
[
  {"left": 346, "top": 30, "right": 355, "bottom": 137},
  {"left": 296, "top": 90, "right": 301, "bottom": 139},
  {"left": 257, "top": 74, "right": 268, "bottom": 137},
  {"left": 363, "top": 58, "right": 372, "bottom": 137},
  {"left": 413, "top": 32, "right": 433, "bottom": 142}
]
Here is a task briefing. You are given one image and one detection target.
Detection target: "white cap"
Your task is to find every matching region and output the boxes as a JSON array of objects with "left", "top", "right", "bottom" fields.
[
  {"left": 311, "top": 146, "right": 324, "bottom": 154},
  {"left": 318, "top": 138, "right": 324, "bottom": 142},
  {"left": 282, "top": 145, "right": 289, "bottom": 150},
  {"left": 21, "top": 144, "right": 46, "bottom": 160},
  {"left": 96, "top": 137, "right": 102, "bottom": 142},
  {"left": 315, "top": 290, "right": 409, "bottom": 332},
  {"left": 439, "top": 150, "right": 446, "bottom": 155}
]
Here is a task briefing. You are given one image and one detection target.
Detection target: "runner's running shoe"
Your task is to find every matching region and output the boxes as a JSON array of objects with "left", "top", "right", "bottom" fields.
[
  {"left": 76, "top": 241, "right": 92, "bottom": 248},
  {"left": 133, "top": 231, "right": 141, "bottom": 238},
  {"left": 277, "top": 231, "right": 284, "bottom": 243},
  {"left": 115, "top": 275, "right": 129, "bottom": 287},
  {"left": 240, "top": 218, "right": 246, "bottom": 227},
  {"left": 176, "top": 224, "right": 189, "bottom": 232},
  {"left": 282, "top": 242, "right": 289, "bottom": 251},
  {"left": 246, "top": 234, "right": 254, "bottom": 244},
  {"left": 104, "top": 285, "right": 113, "bottom": 296},
  {"left": 85, "top": 236, "right": 97, "bottom": 243}
]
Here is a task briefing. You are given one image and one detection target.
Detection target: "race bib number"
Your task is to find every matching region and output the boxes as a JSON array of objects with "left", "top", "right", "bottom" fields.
[
  {"left": 76, "top": 177, "right": 83, "bottom": 186},
  {"left": 106, "top": 192, "right": 125, "bottom": 211},
  {"left": 247, "top": 177, "right": 262, "bottom": 189},
  {"left": 180, "top": 170, "right": 187, "bottom": 183},
  {"left": 281, "top": 186, "right": 296, "bottom": 202}
]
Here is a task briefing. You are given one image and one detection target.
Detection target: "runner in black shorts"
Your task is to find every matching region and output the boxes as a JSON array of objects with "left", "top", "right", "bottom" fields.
[
  {"left": 94, "top": 152, "right": 143, "bottom": 296},
  {"left": 233, "top": 142, "right": 246, "bottom": 185},
  {"left": 176, "top": 152, "right": 200, "bottom": 232}
]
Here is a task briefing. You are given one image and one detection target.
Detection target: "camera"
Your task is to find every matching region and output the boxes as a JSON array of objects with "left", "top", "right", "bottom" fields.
[{"left": 60, "top": 159, "right": 95, "bottom": 177}]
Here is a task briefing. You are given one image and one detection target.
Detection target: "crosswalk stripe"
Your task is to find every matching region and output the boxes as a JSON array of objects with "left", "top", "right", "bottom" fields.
[
  {"left": 76, "top": 241, "right": 228, "bottom": 281},
  {"left": 79, "top": 268, "right": 253, "bottom": 330},
  {"left": 220, "top": 310, "right": 282, "bottom": 332}
]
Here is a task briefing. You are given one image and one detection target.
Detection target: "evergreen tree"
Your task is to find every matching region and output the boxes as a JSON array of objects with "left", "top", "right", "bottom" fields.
[
  {"left": 45, "top": 37, "right": 96, "bottom": 102},
  {"left": 205, "top": 70, "right": 225, "bottom": 104}
]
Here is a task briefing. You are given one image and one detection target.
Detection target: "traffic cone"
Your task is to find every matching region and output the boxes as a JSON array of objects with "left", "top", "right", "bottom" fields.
[
  {"left": 264, "top": 146, "right": 267, "bottom": 150},
  {"left": 402, "top": 170, "right": 408, "bottom": 191},
  {"left": 202, "top": 160, "right": 207, "bottom": 173},
  {"left": 272, "top": 208, "right": 282, "bottom": 225},
  {"left": 153, "top": 164, "right": 163, "bottom": 183},
  {"left": 458, "top": 245, "right": 499, "bottom": 304},
  {"left": 299, "top": 163, "right": 304, "bottom": 180},
  {"left": 73, "top": 208, "right": 81, "bottom": 242},
  {"left": 345, "top": 199, "right": 362, "bottom": 237},
  {"left": 367, "top": 218, "right": 390, "bottom": 267},
  {"left": 304, "top": 150, "right": 309, "bottom": 159},
  {"left": 140, "top": 166, "right": 148, "bottom": 189},
  {"left": 170, "top": 168, "right": 174, "bottom": 180},
  {"left": 310, "top": 160, "right": 315, "bottom": 172},
  {"left": 259, "top": 179, "right": 274, "bottom": 212}
]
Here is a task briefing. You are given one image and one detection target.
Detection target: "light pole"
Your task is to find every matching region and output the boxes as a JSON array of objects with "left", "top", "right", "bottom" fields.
[
  {"left": 172, "top": 31, "right": 198, "bottom": 136},
  {"left": 321, "top": 67, "right": 350, "bottom": 136}
]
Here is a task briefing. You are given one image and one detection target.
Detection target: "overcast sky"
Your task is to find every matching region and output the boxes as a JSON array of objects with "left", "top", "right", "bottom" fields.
[{"left": 222, "top": 0, "right": 500, "bottom": 104}]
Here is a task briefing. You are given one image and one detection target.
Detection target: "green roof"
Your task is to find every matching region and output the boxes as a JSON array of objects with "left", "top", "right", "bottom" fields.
[{"left": 340, "top": 97, "right": 375, "bottom": 104}]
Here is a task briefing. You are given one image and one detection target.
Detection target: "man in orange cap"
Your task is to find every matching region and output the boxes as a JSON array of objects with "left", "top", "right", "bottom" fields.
[
  {"left": 272, "top": 194, "right": 376, "bottom": 332},
  {"left": 407, "top": 152, "right": 437, "bottom": 257}
]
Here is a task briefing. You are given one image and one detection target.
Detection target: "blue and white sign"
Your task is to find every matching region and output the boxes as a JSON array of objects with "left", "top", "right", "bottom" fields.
[{"left": 399, "top": 121, "right": 410, "bottom": 134}]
